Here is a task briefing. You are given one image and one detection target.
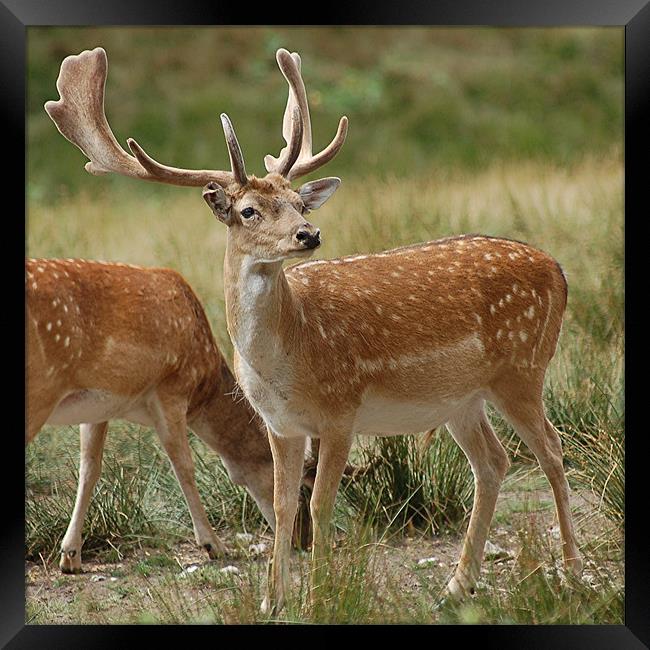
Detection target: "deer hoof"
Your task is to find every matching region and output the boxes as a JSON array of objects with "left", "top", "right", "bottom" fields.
[{"left": 59, "top": 548, "right": 82, "bottom": 574}]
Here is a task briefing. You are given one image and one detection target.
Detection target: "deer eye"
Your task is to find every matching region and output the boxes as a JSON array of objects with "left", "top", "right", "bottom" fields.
[{"left": 241, "top": 207, "right": 255, "bottom": 219}]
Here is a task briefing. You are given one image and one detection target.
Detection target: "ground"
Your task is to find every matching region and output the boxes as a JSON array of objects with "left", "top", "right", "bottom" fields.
[{"left": 25, "top": 466, "right": 623, "bottom": 625}]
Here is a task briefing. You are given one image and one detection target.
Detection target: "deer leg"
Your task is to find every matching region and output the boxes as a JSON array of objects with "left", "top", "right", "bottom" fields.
[
  {"left": 490, "top": 375, "right": 582, "bottom": 576},
  {"left": 446, "top": 400, "right": 510, "bottom": 600},
  {"left": 152, "top": 398, "right": 225, "bottom": 559},
  {"left": 261, "top": 429, "right": 305, "bottom": 616},
  {"left": 60, "top": 421, "right": 109, "bottom": 574},
  {"left": 307, "top": 432, "right": 354, "bottom": 604}
]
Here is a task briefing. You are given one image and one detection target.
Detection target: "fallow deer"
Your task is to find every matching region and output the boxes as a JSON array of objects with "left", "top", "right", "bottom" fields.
[
  {"left": 44, "top": 46, "right": 582, "bottom": 612},
  {"left": 26, "top": 257, "right": 311, "bottom": 572}
]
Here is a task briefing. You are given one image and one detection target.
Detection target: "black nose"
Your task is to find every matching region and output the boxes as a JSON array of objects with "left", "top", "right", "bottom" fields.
[{"left": 296, "top": 229, "right": 321, "bottom": 249}]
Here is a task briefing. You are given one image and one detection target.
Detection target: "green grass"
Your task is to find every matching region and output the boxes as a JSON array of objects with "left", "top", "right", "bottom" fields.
[{"left": 342, "top": 429, "right": 474, "bottom": 537}]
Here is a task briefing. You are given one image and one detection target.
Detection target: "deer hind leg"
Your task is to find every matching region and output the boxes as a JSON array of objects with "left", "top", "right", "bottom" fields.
[
  {"left": 489, "top": 373, "right": 582, "bottom": 576},
  {"left": 261, "top": 429, "right": 305, "bottom": 616},
  {"left": 25, "top": 396, "right": 58, "bottom": 445},
  {"left": 446, "top": 399, "right": 510, "bottom": 600},
  {"left": 60, "top": 421, "right": 109, "bottom": 574},
  {"left": 152, "top": 397, "right": 226, "bottom": 559}
]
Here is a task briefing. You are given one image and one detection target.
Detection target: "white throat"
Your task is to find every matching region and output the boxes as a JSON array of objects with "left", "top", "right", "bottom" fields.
[{"left": 229, "top": 255, "right": 283, "bottom": 368}]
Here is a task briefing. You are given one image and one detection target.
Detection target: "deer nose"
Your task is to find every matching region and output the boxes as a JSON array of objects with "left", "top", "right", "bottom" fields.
[{"left": 296, "top": 227, "right": 321, "bottom": 249}]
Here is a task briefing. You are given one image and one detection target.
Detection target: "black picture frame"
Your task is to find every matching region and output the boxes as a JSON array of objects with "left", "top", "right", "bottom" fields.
[{"left": 6, "top": 0, "right": 648, "bottom": 646}]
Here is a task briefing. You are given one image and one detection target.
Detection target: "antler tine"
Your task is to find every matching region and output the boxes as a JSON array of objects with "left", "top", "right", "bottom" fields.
[
  {"left": 219, "top": 114, "right": 248, "bottom": 186},
  {"left": 276, "top": 107, "right": 304, "bottom": 178},
  {"left": 265, "top": 48, "right": 348, "bottom": 182},
  {"left": 45, "top": 47, "right": 233, "bottom": 188}
]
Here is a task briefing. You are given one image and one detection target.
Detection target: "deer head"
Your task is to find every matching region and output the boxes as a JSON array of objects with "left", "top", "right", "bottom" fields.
[{"left": 45, "top": 47, "right": 347, "bottom": 264}]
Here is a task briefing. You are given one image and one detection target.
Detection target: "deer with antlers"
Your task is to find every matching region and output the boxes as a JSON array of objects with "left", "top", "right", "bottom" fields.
[
  {"left": 26, "top": 257, "right": 318, "bottom": 572},
  {"left": 45, "top": 46, "right": 582, "bottom": 611}
]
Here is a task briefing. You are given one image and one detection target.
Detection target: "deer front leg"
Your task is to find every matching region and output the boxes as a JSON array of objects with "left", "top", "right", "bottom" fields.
[
  {"left": 261, "top": 429, "right": 305, "bottom": 616},
  {"left": 152, "top": 397, "right": 226, "bottom": 558},
  {"left": 60, "top": 421, "right": 109, "bottom": 573},
  {"left": 308, "top": 432, "right": 354, "bottom": 605}
]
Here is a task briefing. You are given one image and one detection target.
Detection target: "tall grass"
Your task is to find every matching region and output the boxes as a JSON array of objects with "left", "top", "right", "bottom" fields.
[{"left": 342, "top": 430, "right": 474, "bottom": 536}]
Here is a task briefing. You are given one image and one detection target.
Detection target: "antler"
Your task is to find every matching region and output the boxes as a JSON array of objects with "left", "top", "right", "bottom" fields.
[
  {"left": 44, "top": 47, "right": 242, "bottom": 188},
  {"left": 265, "top": 49, "right": 348, "bottom": 181}
]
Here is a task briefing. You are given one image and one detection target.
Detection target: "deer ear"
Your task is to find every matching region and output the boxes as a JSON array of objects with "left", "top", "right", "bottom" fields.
[
  {"left": 298, "top": 177, "right": 340, "bottom": 211},
  {"left": 202, "top": 182, "right": 232, "bottom": 224}
]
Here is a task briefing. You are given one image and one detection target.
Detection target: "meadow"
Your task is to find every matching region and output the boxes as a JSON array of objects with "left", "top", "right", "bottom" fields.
[{"left": 26, "top": 27, "right": 623, "bottom": 624}]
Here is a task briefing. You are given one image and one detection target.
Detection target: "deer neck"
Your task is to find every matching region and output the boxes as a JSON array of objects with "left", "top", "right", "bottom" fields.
[
  {"left": 189, "top": 359, "right": 272, "bottom": 469},
  {"left": 223, "top": 242, "right": 299, "bottom": 375}
]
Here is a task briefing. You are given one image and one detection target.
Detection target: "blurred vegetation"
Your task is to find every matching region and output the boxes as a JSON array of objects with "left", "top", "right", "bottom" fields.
[{"left": 28, "top": 27, "right": 622, "bottom": 203}]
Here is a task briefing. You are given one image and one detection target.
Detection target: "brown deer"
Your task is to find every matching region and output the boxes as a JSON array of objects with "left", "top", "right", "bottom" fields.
[
  {"left": 26, "top": 257, "right": 313, "bottom": 573},
  {"left": 45, "top": 46, "right": 582, "bottom": 612}
]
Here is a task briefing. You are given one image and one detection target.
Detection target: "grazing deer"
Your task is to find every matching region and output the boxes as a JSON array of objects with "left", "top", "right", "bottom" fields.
[
  {"left": 44, "top": 46, "right": 582, "bottom": 611},
  {"left": 26, "top": 257, "right": 312, "bottom": 573}
]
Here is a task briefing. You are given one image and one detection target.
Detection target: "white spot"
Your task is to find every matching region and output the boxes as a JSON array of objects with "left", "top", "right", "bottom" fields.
[
  {"left": 55, "top": 334, "right": 60, "bottom": 342},
  {"left": 46, "top": 366, "right": 55, "bottom": 377},
  {"left": 505, "top": 319, "right": 511, "bottom": 328},
  {"left": 64, "top": 336, "right": 70, "bottom": 347},
  {"left": 37, "top": 267, "right": 45, "bottom": 273},
  {"left": 506, "top": 294, "right": 512, "bottom": 303},
  {"left": 475, "top": 314, "right": 482, "bottom": 324},
  {"left": 496, "top": 329, "right": 503, "bottom": 340},
  {"left": 490, "top": 305, "right": 496, "bottom": 315},
  {"left": 508, "top": 331, "right": 514, "bottom": 340},
  {"left": 391, "top": 271, "right": 400, "bottom": 278},
  {"left": 318, "top": 323, "right": 327, "bottom": 340},
  {"left": 375, "top": 305, "right": 383, "bottom": 315},
  {"left": 498, "top": 299, "right": 504, "bottom": 308},
  {"left": 56, "top": 320, "right": 62, "bottom": 327},
  {"left": 525, "top": 306, "right": 535, "bottom": 319},
  {"left": 519, "top": 331, "right": 528, "bottom": 342},
  {"left": 32, "top": 282, "right": 38, "bottom": 290},
  {"left": 63, "top": 304, "right": 69, "bottom": 313},
  {"left": 484, "top": 253, "right": 493, "bottom": 261},
  {"left": 46, "top": 322, "right": 52, "bottom": 331}
]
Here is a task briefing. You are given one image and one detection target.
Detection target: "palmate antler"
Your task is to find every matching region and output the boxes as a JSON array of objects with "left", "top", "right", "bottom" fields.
[
  {"left": 44, "top": 47, "right": 239, "bottom": 188},
  {"left": 45, "top": 47, "right": 346, "bottom": 188},
  {"left": 264, "top": 49, "right": 348, "bottom": 181}
]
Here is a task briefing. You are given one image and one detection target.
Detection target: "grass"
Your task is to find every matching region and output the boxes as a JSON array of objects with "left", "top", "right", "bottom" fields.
[
  {"left": 342, "top": 429, "right": 474, "bottom": 537},
  {"left": 26, "top": 27, "right": 623, "bottom": 624}
]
